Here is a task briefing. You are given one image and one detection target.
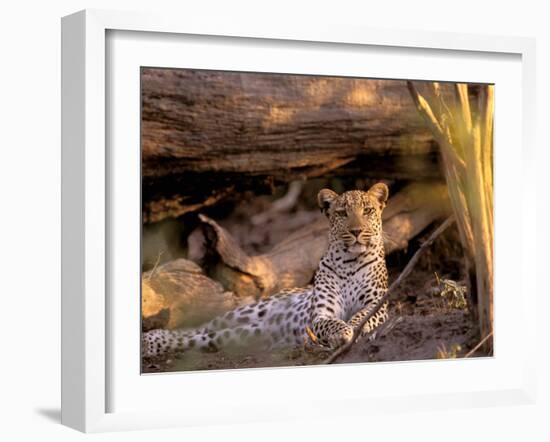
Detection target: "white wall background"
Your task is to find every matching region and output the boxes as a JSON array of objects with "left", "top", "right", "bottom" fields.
[{"left": 0, "top": 1, "right": 547, "bottom": 440}]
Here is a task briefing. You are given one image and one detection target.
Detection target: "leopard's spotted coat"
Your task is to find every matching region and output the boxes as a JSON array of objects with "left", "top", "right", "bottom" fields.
[{"left": 142, "top": 183, "right": 390, "bottom": 357}]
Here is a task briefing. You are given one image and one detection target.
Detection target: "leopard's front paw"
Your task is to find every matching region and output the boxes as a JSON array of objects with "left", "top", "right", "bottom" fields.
[{"left": 327, "top": 326, "right": 354, "bottom": 349}]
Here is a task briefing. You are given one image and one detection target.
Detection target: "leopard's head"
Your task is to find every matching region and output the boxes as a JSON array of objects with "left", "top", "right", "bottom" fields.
[{"left": 318, "top": 183, "right": 389, "bottom": 254}]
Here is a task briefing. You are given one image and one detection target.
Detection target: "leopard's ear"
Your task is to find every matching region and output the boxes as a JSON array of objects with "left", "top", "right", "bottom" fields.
[
  {"left": 368, "top": 182, "right": 389, "bottom": 208},
  {"left": 317, "top": 189, "right": 338, "bottom": 216}
]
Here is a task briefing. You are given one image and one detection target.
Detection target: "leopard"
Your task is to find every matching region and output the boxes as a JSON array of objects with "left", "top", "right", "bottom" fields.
[{"left": 142, "top": 182, "right": 390, "bottom": 358}]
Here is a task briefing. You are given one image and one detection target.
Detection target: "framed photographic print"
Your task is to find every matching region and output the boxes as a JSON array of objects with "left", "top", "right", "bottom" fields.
[{"left": 61, "top": 9, "right": 537, "bottom": 432}]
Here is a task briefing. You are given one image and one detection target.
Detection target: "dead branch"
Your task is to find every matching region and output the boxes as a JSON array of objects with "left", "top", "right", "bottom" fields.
[
  {"left": 464, "top": 331, "right": 494, "bottom": 358},
  {"left": 323, "top": 216, "right": 456, "bottom": 364},
  {"left": 251, "top": 181, "right": 304, "bottom": 225}
]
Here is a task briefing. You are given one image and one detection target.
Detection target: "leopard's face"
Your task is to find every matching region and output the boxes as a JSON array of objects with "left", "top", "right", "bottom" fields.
[{"left": 318, "top": 183, "right": 389, "bottom": 254}]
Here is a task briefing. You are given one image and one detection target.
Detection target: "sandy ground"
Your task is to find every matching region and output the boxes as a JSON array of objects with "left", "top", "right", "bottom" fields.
[{"left": 142, "top": 266, "right": 484, "bottom": 374}]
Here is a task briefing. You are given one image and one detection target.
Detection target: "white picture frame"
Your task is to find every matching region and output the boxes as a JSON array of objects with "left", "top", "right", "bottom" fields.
[{"left": 61, "top": 9, "right": 537, "bottom": 433}]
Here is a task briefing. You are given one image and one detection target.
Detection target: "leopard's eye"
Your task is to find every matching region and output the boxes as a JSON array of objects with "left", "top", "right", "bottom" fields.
[
  {"left": 335, "top": 209, "right": 347, "bottom": 217},
  {"left": 363, "top": 207, "right": 374, "bottom": 215}
]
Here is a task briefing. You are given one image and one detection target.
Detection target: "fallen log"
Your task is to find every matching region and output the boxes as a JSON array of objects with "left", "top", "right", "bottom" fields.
[
  {"left": 141, "top": 258, "right": 254, "bottom": 330},
  {"left": 141, "top": 69, "right": 443, "bottom": 222}
]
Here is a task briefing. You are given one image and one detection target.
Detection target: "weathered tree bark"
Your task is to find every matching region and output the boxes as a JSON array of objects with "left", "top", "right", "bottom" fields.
[{"left": 141, "top": 68, "right": 442, "bottom": 222}]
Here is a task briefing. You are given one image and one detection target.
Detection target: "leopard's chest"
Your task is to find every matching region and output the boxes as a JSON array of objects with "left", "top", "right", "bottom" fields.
[
  {"left": 338, "top": 269, "right": 380, "bottom": 315},
  {"left": 316, "top": 253, "right": 384, "bottom": 316}
]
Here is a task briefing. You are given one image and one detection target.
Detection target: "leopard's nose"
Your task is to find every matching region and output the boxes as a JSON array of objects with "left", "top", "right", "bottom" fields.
[{"left": 349, "top": 228, "right": 362, "bottom": 237}]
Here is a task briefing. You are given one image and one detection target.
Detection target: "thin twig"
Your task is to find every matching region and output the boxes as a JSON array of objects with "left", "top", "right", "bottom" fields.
[
  {"left": 147, "top": 249, "right": 165, "bottom": 281},
  {"left": 368, "top": 316, "right": 403, "bottom": 341},
  {"left": 464, "top": 331, "right": 493, "bottom": 358},
  {"left": 323, "top": 216, "right": 456, "bottom": 364}
]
